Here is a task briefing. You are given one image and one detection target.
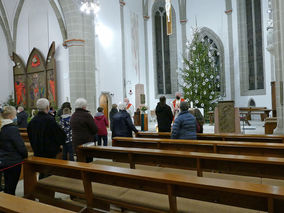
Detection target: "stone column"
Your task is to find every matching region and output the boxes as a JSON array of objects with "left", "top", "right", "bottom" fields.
[
  {"left": 272, "top": 0, "right": 284, "bottom": 134},
  {"left": 59, "top": 0, "right": 96, "bottom": 113},
  {"left": 178, "top": 0, "right": 187, "bottom": 56},
  {"left": 142, "top": 0, "right": 150, "bottom": 109},
  {"left": 119, "top": 0, "right": 127, "bottom": 98},
  {"left": 225, "top": 0, "right": 235, "bottom": 100}
]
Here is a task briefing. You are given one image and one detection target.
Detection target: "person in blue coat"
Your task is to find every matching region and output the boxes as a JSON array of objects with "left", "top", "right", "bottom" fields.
[
  {"left": 171, "top": 101, "right": 197, "bottom": 140},
  {"left": 112, "top": 103, "right": 138, "bottom": 137}
]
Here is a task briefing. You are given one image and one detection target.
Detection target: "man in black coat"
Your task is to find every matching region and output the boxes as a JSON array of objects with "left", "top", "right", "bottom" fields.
[
  {"left": 112, "top": 103, "right": 138, "bottom": 137},
  {"left": 27, "top": 98, "right": 66, "bottom": 160},
  {"left": 155, "top": 96, "right": 173, "bottom": 132},
  {"left": 16, "top": 106, "right": 28, "bottom": 128}
]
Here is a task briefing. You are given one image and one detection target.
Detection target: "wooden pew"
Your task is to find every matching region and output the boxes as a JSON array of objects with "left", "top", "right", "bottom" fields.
[
  {"left": 136, "top": 132, "right": 284, "bottom": 143},
  {"left": 239, "top": 107, "right": 271, "bottom": 121},
  {"left": 0, "top": 192, "right": 75, "bottom": 213},
  {"left": 20, "top": 132, "right": 29, "bottom": 142},
  {"left": 112, "top": 137, "right": 284, "bottom": 157},
  {"left": 24, "top": 156, "right": 284, "bottom": 213},
  {"left": 76, "top": 145, "right": 284, "bottom": 180},
  {"left": 265, "top": 117, "right": 277, "bottom": 134},
  {"left": 18, "top": 128, "right": 27, "bottom": 133}
]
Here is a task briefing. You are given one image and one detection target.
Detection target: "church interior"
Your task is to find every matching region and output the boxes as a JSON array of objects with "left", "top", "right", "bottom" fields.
[{"left": 1, "top": 0, "right": 284, "bottom": 212}]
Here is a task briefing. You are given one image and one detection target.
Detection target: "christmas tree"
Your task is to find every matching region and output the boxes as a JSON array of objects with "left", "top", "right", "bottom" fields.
[{"left": 181, "top": 28, "right": 220, "bottom": 119}]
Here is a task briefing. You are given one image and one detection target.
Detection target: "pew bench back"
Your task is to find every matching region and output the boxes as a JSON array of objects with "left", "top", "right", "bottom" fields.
[
  {"left": 112, "top": 137, "right": 284, "bottom": 157},
  {"left": 135, "top": 132, "right": 284, "bottom": 143},
  {"left": 77, "top": 145, "right": 284, "bottom": 180},
  {"left": 24, "top": 156, "right": 284, "bottom": 213}
]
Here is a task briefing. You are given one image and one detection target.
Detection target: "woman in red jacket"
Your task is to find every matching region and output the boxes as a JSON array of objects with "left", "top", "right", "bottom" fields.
[{"left": 94, "top": 107, "right": 109, "bottom": 146}]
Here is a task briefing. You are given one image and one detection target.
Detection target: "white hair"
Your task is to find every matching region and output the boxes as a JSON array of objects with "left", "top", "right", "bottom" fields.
[
  {"left": 118, "top": 102, "right": 127, "bottom": 111},
  {"left": 1, "top": 106, "right": 16, "bottom": 119},
  {"left": 75, "top": 98, "right": 87, "bottom": 109},
  {"left": 36, "top": 98, "right": 50, "bottom": 111},
  {"left": 18, "top": 106, "right": 24, "bottom": 112}
]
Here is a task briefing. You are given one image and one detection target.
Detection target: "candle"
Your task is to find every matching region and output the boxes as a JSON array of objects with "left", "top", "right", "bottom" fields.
[{"left": 190, "top": 101, "right": 193, "bottom": 108}]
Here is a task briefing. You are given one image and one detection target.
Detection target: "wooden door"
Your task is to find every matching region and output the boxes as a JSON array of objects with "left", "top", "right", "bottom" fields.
[{"left": 99, "top": 94, "right": 109, "bottom": 122}]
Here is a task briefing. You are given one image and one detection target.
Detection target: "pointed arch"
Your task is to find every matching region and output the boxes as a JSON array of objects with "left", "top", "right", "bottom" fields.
[
  {"left": 152, "top": 0, "right": 178, "bottom": 98},
  {"left": 13, "top": 0, "right": 24, "bottom": 52},
  {"left": 199, "top": 27, "right": 226, "bottom": 96},
  {"left": 49, "top": 0, "right": 67, "bottom": 41},
  {"left": 0, "top": 1, "right": 13, "bottom": 55}
]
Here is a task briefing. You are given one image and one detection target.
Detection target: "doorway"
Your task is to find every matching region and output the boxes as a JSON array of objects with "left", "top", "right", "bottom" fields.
[{"left": 99, "top": 93, "right": 110, "bottom": 122}]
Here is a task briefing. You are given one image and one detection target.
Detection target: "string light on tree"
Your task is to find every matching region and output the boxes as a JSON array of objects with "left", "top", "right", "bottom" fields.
[{"left": 180, "top": 28, "right": 220, "bottom": 119}]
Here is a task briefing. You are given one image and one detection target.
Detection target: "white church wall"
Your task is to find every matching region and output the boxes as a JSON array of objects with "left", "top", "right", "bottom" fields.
[
  {"left": 186, "top": 0, "right": 230, "bottom": 100},
  {"left": 94, "top": 0, "right": 123, "bottom": 106},
  {"left": 1, "top": 0, "right": 20, "bottom": 34},
  {"left": 0, "top": 28, "right": 13, "bottom": 104},
  {"left": 124, "top": 0, "right": 146, "bottom": 109},
  {"left": 233, "top": 0, "right": 272, "bottom": 109},
  {"left": 16, "top": 0, "right": 69, "bottom": 107},
  {"left": 147, "top": 0, "right": 182, "bottom": 110},
  {"left": 147, "top": 0, "right": 230, "bottom": 111},
  {"left": 95, "top": 0, "right": 147, "bottom": 109}
]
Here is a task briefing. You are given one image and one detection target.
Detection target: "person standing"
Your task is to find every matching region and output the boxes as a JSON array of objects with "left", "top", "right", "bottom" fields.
[
  {"left": 57, "top": 102, "right": 72, "bottom": 119},
  {"left": 60, "top": 108, "right": 74, "bottom": 161},
  {"left": 94, "top": 107, "right": 109, "bottom": 146},
  {"left": 70, "top": 98, "right": 97, "bottom": 160},
  {"left": 172, "top": 92, "right": 185, "bottom": 121},
  {"left": 109, "top": 104, "right": 118, "bottom": 132},
  {"left": 112, "top": 103, "right": 138, "bottom": 137},
  {"left": 0, "top": 106, "right": 27, "bottom": 195},
  {"left": 189, "top": 108, "right": 205, "bottom": 133},
  {"left": 171, "top": 101, "right": 197, "bottom": 140},
  {"left": 16, "top": 106, "right": 28, "bottom": 128},
  {"left": 124, "top": 98, "right": 134, "bottom": 118},
  {"left": 155, "top": 96, "right": 173, "bottom": 132},
  {"left": 27, "top": 98, "right": 66, "bottom": 175}
]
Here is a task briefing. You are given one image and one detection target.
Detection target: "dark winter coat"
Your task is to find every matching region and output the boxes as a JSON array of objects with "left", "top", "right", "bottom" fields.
[
  {"left": 155, "top": 102, "right": 173, "bottom": 132},
  {"left": 17, "top": 111, "right": 28, "bottom": 128},
  {"left": 27, "top": 111, "right": 66, "bottom": 158},
  {"left": 0, "top": 123, "right": 28, "bottom": 168},
  {"left": 171, "top": 111, "right": 197, "bottom": 140},
  {"left": 109, "top": 108, "right": 118, "bottom": 131},
  {"left": 112, "top": 110, "right": 138, "bottom": 137},
  {"left": 70, "top": 108, "right": 98, "bottom": 149},
  {"left": 60, "top": 115, "right": 72, "bottom": 144},
  {"left": 94, "top": 112, "right": 108, "bottom": 136}
]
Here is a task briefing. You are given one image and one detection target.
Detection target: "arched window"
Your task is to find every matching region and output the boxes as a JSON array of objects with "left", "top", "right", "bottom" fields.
[
  {"left": 238, "top": 0, "right": 265, "bottom": 95},
  {"left": 199, "top": 27, "right": 225, "bottom": 96},
  {"left": 152, "top": 0, "right": 178, "bottom": 97}
]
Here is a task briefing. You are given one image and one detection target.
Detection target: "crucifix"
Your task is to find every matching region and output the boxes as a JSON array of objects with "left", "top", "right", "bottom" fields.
[{"left": 165, "top": 0, "right": 172, "bottom": 35}]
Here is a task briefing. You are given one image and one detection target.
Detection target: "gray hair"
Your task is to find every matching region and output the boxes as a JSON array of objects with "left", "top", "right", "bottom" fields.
[
  {"left": 118, "top": 102, "right": 127, "bottom": 111},
  {"left": 36, "top": 98, "right": 50, "bottom": 111},
  {"left": 75, "top": 98, "right": 87, "bottom": 109},
  {"left": 180, "top": 101, "right": 189, "bottom": 112}
]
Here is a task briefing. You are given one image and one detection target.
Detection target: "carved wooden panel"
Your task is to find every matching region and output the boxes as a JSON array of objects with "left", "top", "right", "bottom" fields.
[
  {"left": 13, "top": 42, "right": 57, "bottom": 109},
  {"left": 26, "top": 48, "right": 46, "bottom": 109},
  {"left": 46, "top": 42, "right": 57, "bottom": 107},
  {"left": 217, "top": 101, "right": 235, "bottom": 133},
  {"left": 12, "top": 53, "right": 27, "bottom": 107}
]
